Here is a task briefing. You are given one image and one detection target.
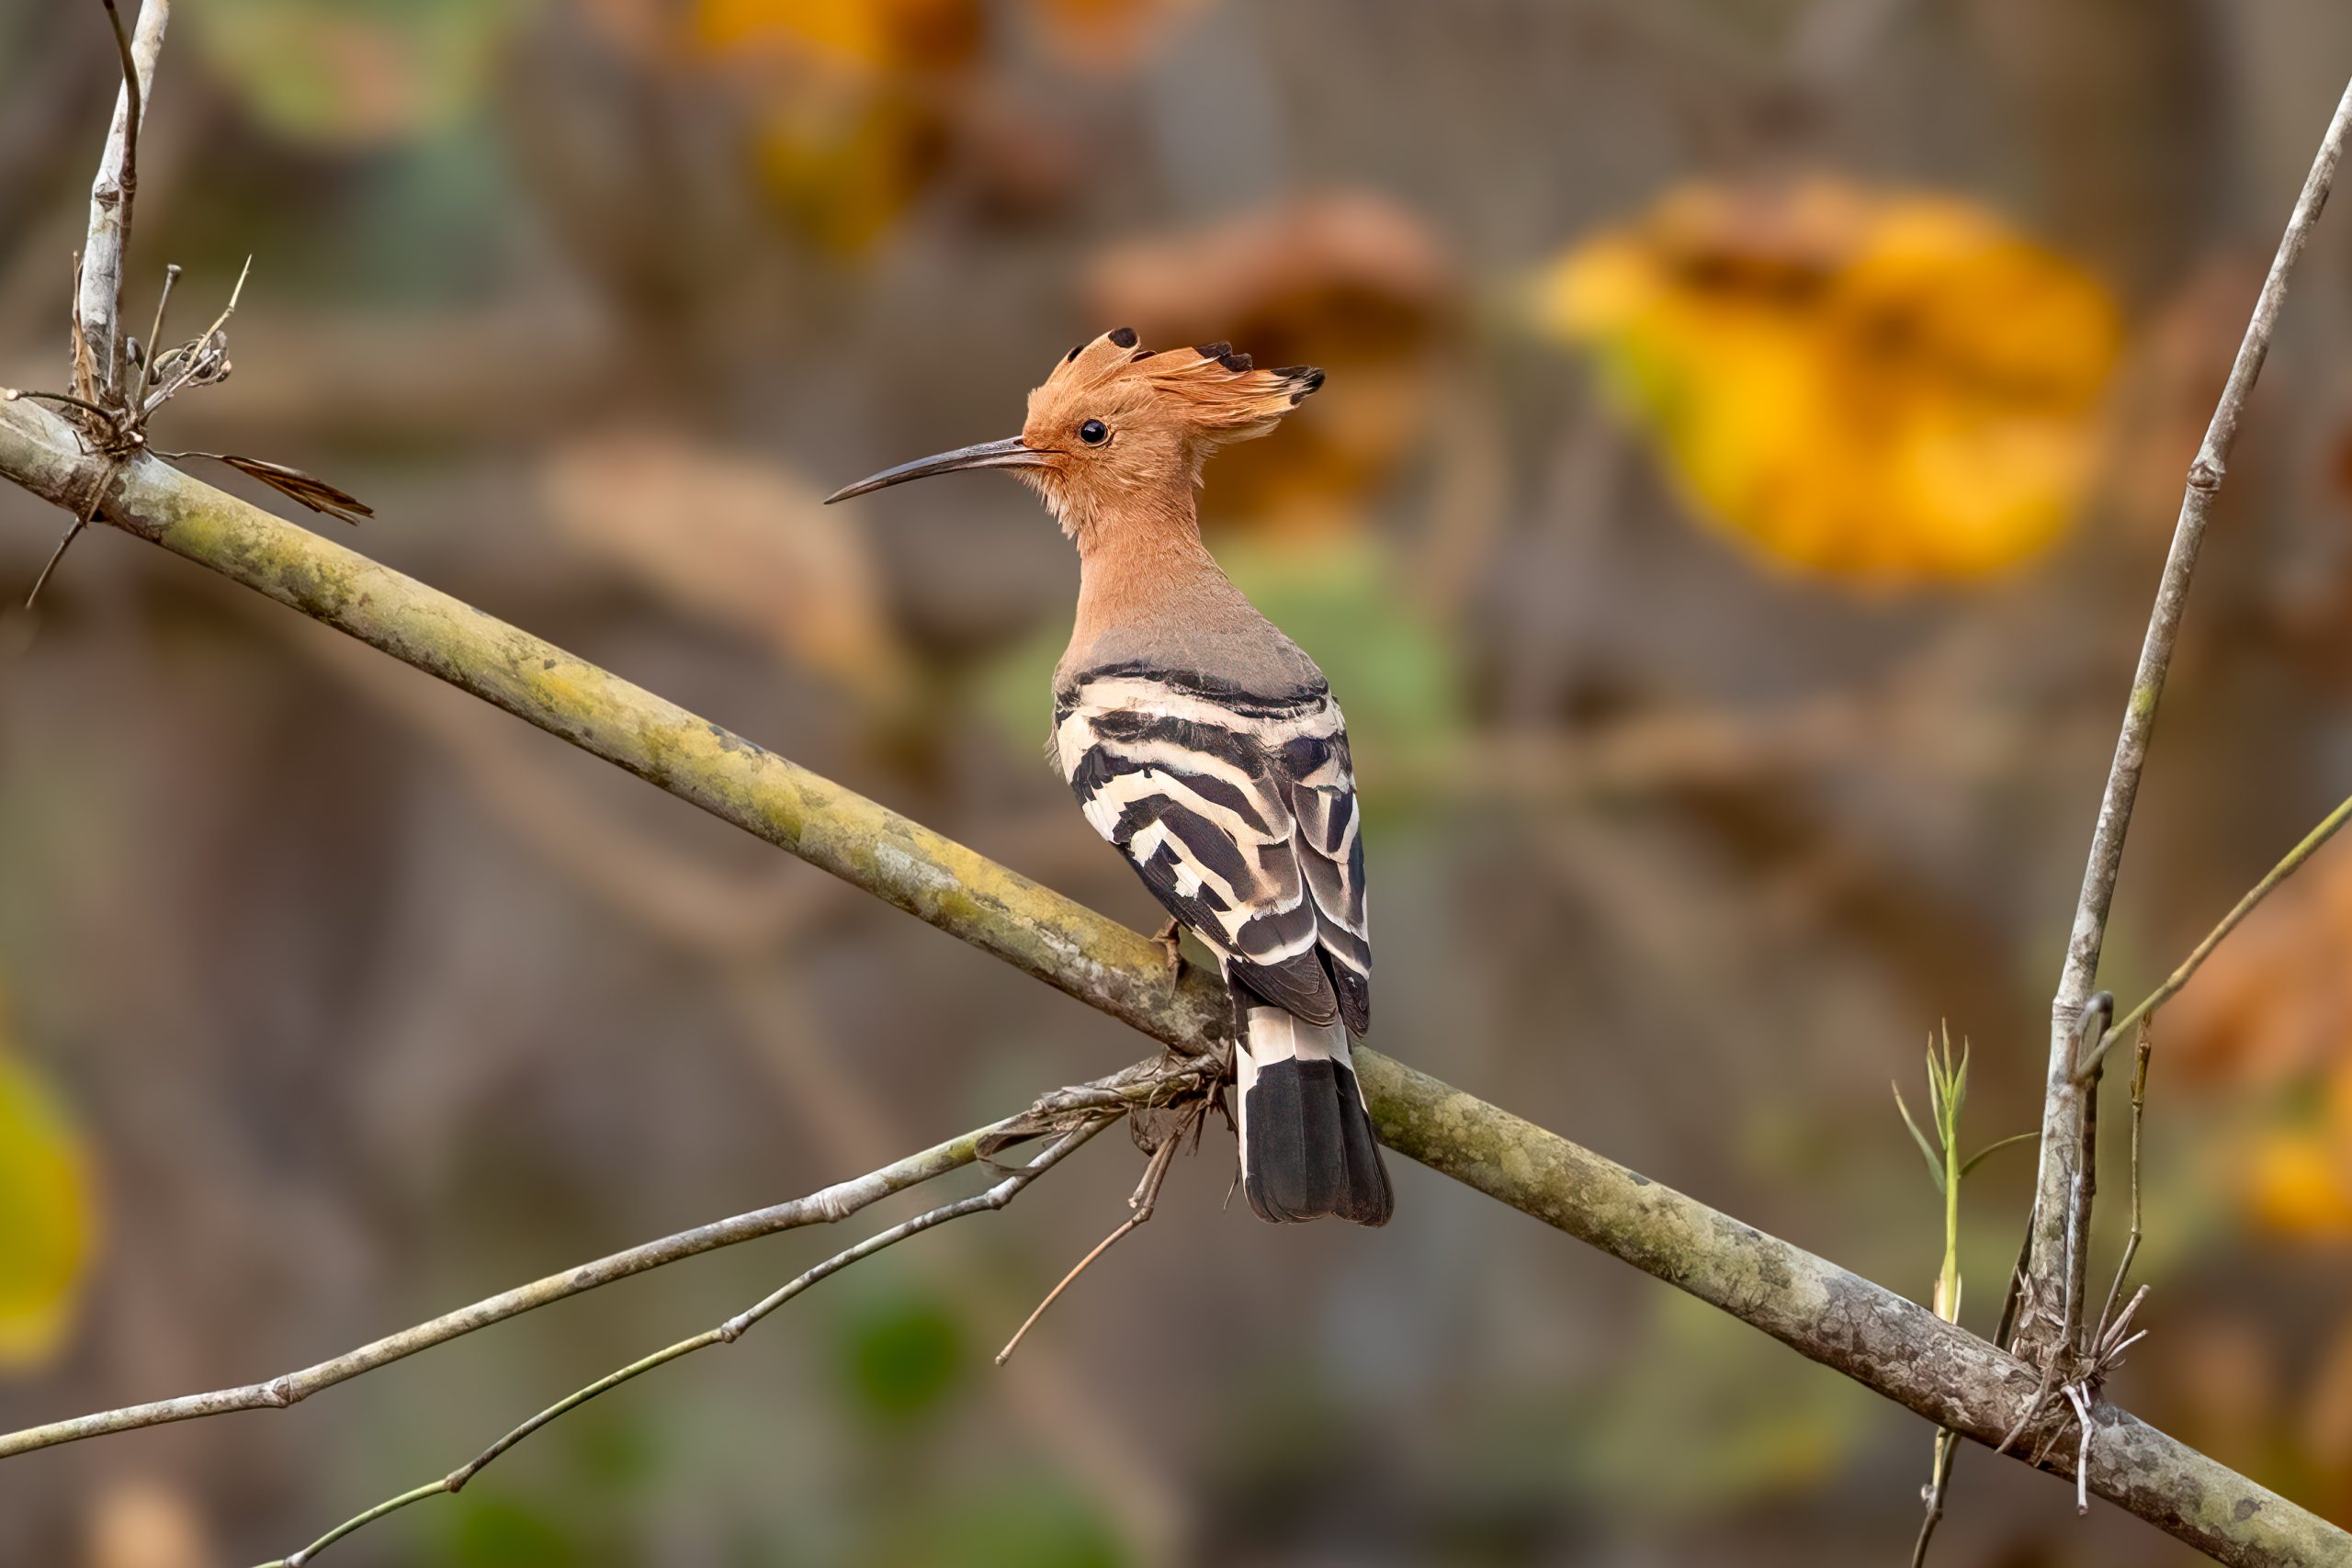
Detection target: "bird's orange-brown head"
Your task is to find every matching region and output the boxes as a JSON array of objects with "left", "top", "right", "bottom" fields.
[{"left": 825, "top": 329, "right": 1322, "bottom": 543}]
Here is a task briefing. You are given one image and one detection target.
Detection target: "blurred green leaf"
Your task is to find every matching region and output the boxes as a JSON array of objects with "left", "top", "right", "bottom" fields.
[
  {"left": 0, "top": 1020, "right": 94, "bottom": 1370},
  {"left": 1566, "top": 1291, "right": 1874, "bottom": 1512},
  {"left": 442, "top": 1495, "right": 583, "bottom": 1568},
  {"left": 1532, "top": 179, "right": 2119, "bottom": 587},
  {"left": 188, "top": 0, "right": 538, "bottom": 149},
  {"left": 865, "top": 1476, "right": 1125, "bottom": 1568},
  {"left": 1221, "top": 536, "right": 1463, "bottom": 778},
  {"left": 835, "top": 1285, "right": 964, "bottom": 1423}
]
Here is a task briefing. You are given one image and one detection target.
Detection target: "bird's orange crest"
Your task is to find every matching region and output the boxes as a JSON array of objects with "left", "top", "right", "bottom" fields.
[
  {"left": 1016, "top": 328, "right": 1323, "bottom": 537},
  {"left": 823, "top": 328, "right": 1321, "bottom": 545}
]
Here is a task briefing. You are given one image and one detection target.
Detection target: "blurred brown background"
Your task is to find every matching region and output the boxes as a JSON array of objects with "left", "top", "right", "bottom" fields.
[{"left": 6, "top": 1, "right": 2352, "bottom": 1563}]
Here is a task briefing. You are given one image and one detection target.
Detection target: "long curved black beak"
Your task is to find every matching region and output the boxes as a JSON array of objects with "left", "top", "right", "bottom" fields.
[{"left": 823, "top": 436, "right": 1047, "bottom": 503}]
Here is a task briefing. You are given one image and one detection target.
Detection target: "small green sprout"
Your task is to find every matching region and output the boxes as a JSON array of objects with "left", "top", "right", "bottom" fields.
[{"left": 1892, "top": 1022, "right": 2039, "bottom": 1322}]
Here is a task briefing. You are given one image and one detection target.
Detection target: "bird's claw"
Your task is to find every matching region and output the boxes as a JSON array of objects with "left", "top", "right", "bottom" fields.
[{"left": 1150, "top": 917, "right": 1183, "bottom": 983}]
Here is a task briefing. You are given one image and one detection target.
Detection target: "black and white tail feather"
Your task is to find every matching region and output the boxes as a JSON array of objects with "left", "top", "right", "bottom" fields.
[{"left": 1057, "top": 661, "right": 1392, "bottom": 1225}]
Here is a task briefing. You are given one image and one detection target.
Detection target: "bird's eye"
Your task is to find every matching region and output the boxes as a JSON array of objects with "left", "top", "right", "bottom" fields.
[{"left": 1079, "top": 419, "right": 1109, "bottom": 446}]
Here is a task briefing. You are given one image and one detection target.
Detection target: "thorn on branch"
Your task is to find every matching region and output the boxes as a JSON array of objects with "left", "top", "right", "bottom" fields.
[{"left": 23, "top": 459, "right": 118, "bottom": 610}]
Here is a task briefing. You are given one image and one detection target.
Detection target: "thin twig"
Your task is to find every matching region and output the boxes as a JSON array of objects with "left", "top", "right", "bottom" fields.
[
  {"left": 74, "top": 0, "right": 168, "bottom": 403},
  {"left": 4, "top": 388, "right": 116, "bottom": 422},
  {"left": 0, "top": 1056, "right": 1195, "bottom": 1461},
  {"left": 141, "top": 254, "right": 248, "bottom": 415},
  {"left": 137, "top": 260, "right": 179, "bottom": 400},
  {"left": 1909, "top": 1427, "right": 1957, "bottom": 1568},
  {"left": 2093, "top": 1021, "right": 2155, "bottom": 1337},
  {"left": 1, "top": 399, "right": 2346, "bottom": 1559},
  {"left": 2065, "top": 1383, "right": 2096, "bottom": 1515},
  {"left": 0, "top": 9, "right": 2337, "bottom": 1557},
  {"left": 2084, "top": 799, "right": 2352, "bottom": 1075},
  {"left": 250, "top": 1120, "right": 1114, "bottom": 1568},
  {"left": 997, "top": 1128, "right": 1184, "bottom": 1367},
  {"left": 23, "top": 458, "right": 114, "bottom": 608},
  {"left": 96, "top": 4, "right": 139, "bottom": 240},
  {"left": 1996, "top": 1344, "right": 2063, "bottom": 1457},
  {"left": 2016, "top": 72, "right": 2352, "bottom": 1363}
]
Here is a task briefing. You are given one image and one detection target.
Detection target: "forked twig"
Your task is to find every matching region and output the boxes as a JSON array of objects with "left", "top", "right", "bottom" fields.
[
  {"left": 2083, "top": 803, "right": 2352, "bottom": 1077},
  {"left": 21, "top": 7, "right": 352, "bottom": 605},
  {"left": 139, "top": 254, "right": 247, "bottom": 415},
  {"left": 996, "top": 1109, "right": 1195, "bottom": 1368},
  {"left": 4, "top": 367, "right": 2348, "bottom": 1562},
  {"left": 2016, "top": 71, "right": 2352, "bottom": 1365},
  {"left": 250, "top": 1119, "right": 1114, "bottom": 1568}
]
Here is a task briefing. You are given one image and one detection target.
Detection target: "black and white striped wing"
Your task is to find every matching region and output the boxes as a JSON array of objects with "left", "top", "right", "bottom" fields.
[{"left": 1055, "top": 670, "right": 1371, "bottom": 1034}]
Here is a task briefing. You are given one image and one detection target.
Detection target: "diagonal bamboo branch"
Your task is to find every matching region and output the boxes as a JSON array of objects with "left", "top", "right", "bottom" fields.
[
  {"left": 0, "top": 397, "right": 2344, "bottom": 1565},
  {"left": 0, "top": 395, "right": 1233, "bottom": 1059},
  {"left": 2018, "top": 72, "right": 2352, "bottom": 1366}
]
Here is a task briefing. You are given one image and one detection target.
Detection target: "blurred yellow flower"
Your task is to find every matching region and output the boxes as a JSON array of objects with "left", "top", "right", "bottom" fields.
[
  {"left": 2246, "top": 1131, "right": 2352, "bottom": 1239},
  {"left": 1536, "top": 180, "right": 2120, "bottom": 585},
  {"left": 752, "top": 86, "right": 952, "bottom": 254},
  {"left": 0, "top": 1027, "right": 94, "bottom": 1368},
  {"left": 689, "top": 0, "right": 976, "bottom": 254},
  {"left": 2162, "top": 850, "right": 2352, "bottom": 1242},
  {"left": 693, "top": 0, "right": 980, "bottom": 73},
  {"left": 2239, "top": 1063, "right": 2352, "bottom": 1241}
]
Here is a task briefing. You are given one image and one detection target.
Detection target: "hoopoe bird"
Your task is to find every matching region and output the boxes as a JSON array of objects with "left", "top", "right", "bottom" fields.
[{"left": 828, "top": 328, "right": 1392, "bottom": 1224}]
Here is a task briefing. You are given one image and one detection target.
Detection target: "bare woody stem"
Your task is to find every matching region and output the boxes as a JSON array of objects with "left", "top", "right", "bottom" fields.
[
  {"left": 2017, "top": 72, "right": 2352, "bottom": 1364},
  {"left": 74, "top": 0, "right": 169, "bottom": 402},
  {"left": 253, "top": 1121, "right": 1116, "bottom": 1568},
  {"left": 0, "top": 1052, "right": 1205, "bottom": 1461},
  {"left": 0, "top": 400, "right": 2343, "bottom": 1566},
  {"left": 2080, "top": 792, "right": 2352, "bottom": 1077}
]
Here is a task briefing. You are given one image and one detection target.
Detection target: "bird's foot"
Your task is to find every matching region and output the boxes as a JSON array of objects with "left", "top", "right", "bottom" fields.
[{"left": 1150, "top": 917, "right": 1184, "bottom": 983}]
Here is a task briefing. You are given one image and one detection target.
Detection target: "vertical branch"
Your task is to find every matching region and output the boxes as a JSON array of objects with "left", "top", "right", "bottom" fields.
[
  {"left": 2015, "top": 73, "right": 2352, "bottom": 1361},
  {"left": 73, "top": 0, "right": 169, "bottom": 403}
]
